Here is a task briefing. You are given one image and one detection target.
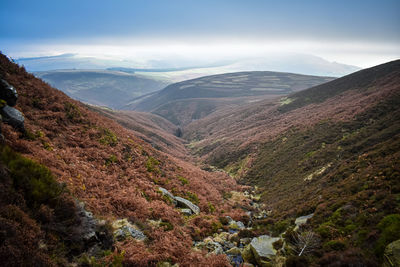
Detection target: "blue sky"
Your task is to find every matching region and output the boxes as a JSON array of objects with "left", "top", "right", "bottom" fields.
[{"left": 0, "top": 0, "right": 399, "bottom": 67}]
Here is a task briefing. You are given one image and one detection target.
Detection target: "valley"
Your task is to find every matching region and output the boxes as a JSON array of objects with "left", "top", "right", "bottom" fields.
[{"left": 0, "top": 53, "right": 399, "bottom": 267}]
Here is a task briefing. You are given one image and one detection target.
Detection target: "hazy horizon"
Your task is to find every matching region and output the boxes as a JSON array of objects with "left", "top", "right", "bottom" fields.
[{"left": 1, "top": 0, "right": 399, "bottom": 70}]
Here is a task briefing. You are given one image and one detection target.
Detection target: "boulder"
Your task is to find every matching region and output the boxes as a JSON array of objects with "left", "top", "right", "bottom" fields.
[
  {"left": 1, "top": 105, "right": 24, "bottom": 131},
  {"left": 175, "top": 196, "right": 200, "bottom": 214},
  {"left": 242, "top": 244, "right": 256, "bottom": 264},
  {"left": 250, "top": 235, "right": 280, "bottom": 266},
  {"left": 0, "top": 79, "right": 18, "bottom": 107},
  {"left": 206, "top": 241, "right": 223, "bottom": 255},
  {"left": 159, "top": 187, "right": 177, "bottom": 205},
  {"left": 294, "top": 213, "right": 313, "bottom": 231},
  {"left": 229, "top": 220, "right": 245, "bottom": 230},
  {"left": 383, "top": 239, "right": 400, "bottom": 267}
]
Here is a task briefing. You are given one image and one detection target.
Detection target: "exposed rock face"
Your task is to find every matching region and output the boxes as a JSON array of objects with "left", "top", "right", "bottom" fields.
[
  {"left": 1, "top": 105, "right": 24, "bottom": 131},
  {"left": 75, "top": 201, "right": 113, "bottom": 253},
  {"left": 0, "top": 79, "right": 18, "bottom": 106},
  {"left": 175, "top": 196, "right": 200, "bottom": 214},
  {"left": 383, "top": 239, "right": 400, "bottom": 267},
  {"left": 249, "top": 235, "right": 280, "bottom": 266}
]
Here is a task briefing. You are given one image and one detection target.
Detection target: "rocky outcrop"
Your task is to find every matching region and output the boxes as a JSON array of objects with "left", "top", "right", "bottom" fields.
[
  {"left": 159, "top": 187, "right": 200, "bottom": 214},
  {"left": 175, "top": 196, "right": 200, "bottom": 215},
  {"left": 0, "top": 79, "right": 25, "bottom": 133},
  {"left": 75, "top": 201, "right": 114, "bottom": 255},
  {"left": 383, "top": 239, "right": 400, "bottom": 267},
  {"left": 0, "top": 79, "right": 18, "bottom": 107}
]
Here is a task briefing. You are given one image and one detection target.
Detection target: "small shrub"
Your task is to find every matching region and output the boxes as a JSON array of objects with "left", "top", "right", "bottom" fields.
[
  {"left": 208, "top": 203, "right": 216, "bottom": 213},
  {"left": 99, "top": 128, "right": 118, "bottom": 146},
  {"left": 186, "top": 191, "right": 199, "bottom": 205},
  {"left": 0, "top": 146, "right": 63, "bottom": 207},
  {"left": 146, "top": 156, "right": 160, "bottom": 173},
  {"left": 160, "top": 221, "right": 174, "bottom": 231},
  {"left": 64, "top": 102, "right": 81, "bottom": 122},
  {"left": 106, "top": 154, "right": 118, "bottom": 165},
  {"left": 177, "top": 175, "right": 188, "bottom": 185},
  {"left": 375, "top": 214, "right": 400, "bottom": 256}
]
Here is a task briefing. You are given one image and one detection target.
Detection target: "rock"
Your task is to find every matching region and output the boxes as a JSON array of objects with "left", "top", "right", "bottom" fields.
[
  {"left": 159, "top": 187, "right": 177, "bottom": 205},
  {"left": 175, "top": 196, "right": 200, "bottom": 214},
  {"left": 225, "top": 216, "right": 234, "bottom": 223},
  {"left": 229, "top": 220, "right": 245, "bottom": 230},
  {"left": 76, "top": 201, "right": 98, "bottom": 243},
  {"left": 1, "top": 105, "right": 24, "bottom": 131},
  {"left": 242, "top": 244, "right": 256, "bottom": 264},
  {"left": 112, "top": 218, "right": 146, "bottom": 241},
  {"left": 206, "top": 241, "right": 223, "bottom": 255},
  {"left": 180, "top": 208, "right": 192, "bottom": 216},
  {"left": 294, "top": 213, "right": 314, "bottom": 231},
  {"left": 383, "top": 239, "right": 400, "bottom": 267},
  {"left": 0, "top": 79, "right": 18, "bottom": 107},
  {"left": 226, "top": 246, "right": 242, "bottom": 255},
  {"left": 250, "top": 235, "right": 280, "bottom": 266}
]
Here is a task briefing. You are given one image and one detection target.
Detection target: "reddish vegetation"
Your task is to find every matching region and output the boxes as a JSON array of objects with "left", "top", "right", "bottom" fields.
[
  {"left": 0, "top": 53, "right": 245, "bottom": 266},
  {"left": 184, "top": 62, "right": 400, "bottom": 168}
]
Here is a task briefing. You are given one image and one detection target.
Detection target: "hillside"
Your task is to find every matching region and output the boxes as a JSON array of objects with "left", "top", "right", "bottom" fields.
[
  {"left": 127, "top": 71, "right": 334, "bottom": 126},
  {"left": 87, "top": 106, "right": 188, "bottom": 158},
  {"left": 36, "top": 69, "right": 169, "bottom": 109},
  {"left": 0, "top": 53, "right": 247, "bottom": 266},
  {"left": 184, "top": 60, "right": 400, "bottom": 265}
]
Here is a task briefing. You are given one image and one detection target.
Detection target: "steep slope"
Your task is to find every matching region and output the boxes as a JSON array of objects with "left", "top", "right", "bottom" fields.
[
  {"left": 127, "top": 71, "right": 334, "bottom": 126},
  {"left": 0, "top": 53, "right": 245, "bottom": 266},
  {"left": 88, "top": 106, "right": 188, "bottom": 158},
  {"left": 36, "top": 69, "right": 169, "bottom": 109},
  {"left": 184, "top": 60, "right": 400, "bottom": 265}
]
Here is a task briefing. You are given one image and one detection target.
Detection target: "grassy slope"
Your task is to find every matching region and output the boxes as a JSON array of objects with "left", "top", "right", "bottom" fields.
[
  {"left": 127, "top": 71, "right": 333, "bottom": 126},
  {"left": 0, "top": 53, "right": 244, "bottom": 266},
  {"left": 184, "top": 60, "right": 400, "bottom": 265}
]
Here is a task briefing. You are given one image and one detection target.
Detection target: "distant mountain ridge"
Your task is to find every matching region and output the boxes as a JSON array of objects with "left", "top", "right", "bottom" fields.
[{"left": 35, "top": 69, "right": 169, "bottom": 109}]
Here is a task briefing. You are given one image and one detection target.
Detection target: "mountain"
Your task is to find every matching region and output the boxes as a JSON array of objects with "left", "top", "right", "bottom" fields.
[
  {"left": 0, "top": 53, "right": 245, "bottom": 266},
  {"left": 183, "top": 60, "right": 400, "bottom": 265},
  {"left": 128, "top": 71, "right": 334, "bottom": 126},
  {"left": 35, "top": 69, "right": 170, "bottom": 109}
]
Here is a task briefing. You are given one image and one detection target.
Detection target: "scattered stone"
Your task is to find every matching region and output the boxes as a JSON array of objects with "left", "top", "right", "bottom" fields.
[
  {"left": 175, "top": 196, "right": 200, "bottom": 214},
  {"left": 229, "top": 220, "right": 245, "bottom": 230},
  {"left": 383, "top": 239, "right": 400, "bottom": 267},
  {"left": 112, "top": 218, "right": 146, "bottom": 241},
  {"left": 250, "top": 235, "right": 280, "bottom": 266}
]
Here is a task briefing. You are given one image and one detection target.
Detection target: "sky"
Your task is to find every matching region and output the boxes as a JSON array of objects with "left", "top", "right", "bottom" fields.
[{"left": 0, "top": 0, "right": 399, "bottom": 68}]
